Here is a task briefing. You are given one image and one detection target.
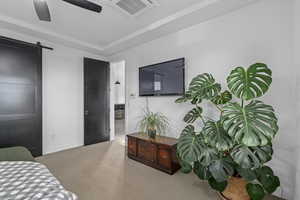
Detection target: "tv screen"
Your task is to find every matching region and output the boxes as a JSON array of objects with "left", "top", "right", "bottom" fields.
[{"left": 139, "top": 58, "right": 185, "bottom": 96}]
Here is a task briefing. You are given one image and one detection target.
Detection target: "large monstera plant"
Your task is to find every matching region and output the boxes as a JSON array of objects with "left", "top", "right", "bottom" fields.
[{"left": 176, "top": 63, "right": 280, "bottom": 200}]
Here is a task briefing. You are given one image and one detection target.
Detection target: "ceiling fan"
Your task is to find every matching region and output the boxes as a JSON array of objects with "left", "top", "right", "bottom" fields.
[{"left": 33, "top": 0, "right": 102, "bottom": 22}]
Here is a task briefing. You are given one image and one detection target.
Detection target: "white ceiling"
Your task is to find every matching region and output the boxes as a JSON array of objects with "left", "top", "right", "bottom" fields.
[{"left": 0, "top": 0, "right": 259, "bottom": 56}]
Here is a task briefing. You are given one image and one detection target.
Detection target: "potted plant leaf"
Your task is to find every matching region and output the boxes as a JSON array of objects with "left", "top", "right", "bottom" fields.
[
  {"left": 176, "top": 63, "right": 280, "bottom": 200},
  {"left": 138, "top": 108, "right": 169, "bottom": 139}
]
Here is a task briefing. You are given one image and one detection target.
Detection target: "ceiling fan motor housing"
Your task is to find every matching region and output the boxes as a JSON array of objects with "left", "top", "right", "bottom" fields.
[
  {"left": 62, "top": 0, "right": 102, "bottom": 13},
  {"left": 34, "top": 0, "right": 103, "bottom": 22}
]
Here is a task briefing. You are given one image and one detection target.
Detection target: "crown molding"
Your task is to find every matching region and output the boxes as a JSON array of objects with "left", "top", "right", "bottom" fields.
[{"left": 0, "top": 13, "right": 104, "bottom": 52}]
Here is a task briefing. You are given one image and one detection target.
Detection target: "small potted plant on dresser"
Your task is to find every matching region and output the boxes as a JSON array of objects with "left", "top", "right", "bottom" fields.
[
  {"left": 138, "top": 108, "right": 169, "bottom": 139},
  {"left": 176, "top": 63, "right": 280, "bottom": 200}
]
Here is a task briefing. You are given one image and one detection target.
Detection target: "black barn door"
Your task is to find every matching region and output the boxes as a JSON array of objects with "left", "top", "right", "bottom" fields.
[
  {"left": 84, "top": 58, "right": 110, "bottom": 145},
  {"left": 0, "top": 37, "right": 42, "bottom": 157}
]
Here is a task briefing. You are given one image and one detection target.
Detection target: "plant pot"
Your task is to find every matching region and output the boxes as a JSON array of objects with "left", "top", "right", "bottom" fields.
[
  {"left": 147, "top": 129, "right": 156, "bottom": 139},
  {"left": 219, "top": 177, "right": 250, "bottom": 200}
]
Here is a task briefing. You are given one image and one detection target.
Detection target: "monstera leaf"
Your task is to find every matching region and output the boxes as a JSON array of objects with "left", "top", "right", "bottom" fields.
[
  {"left": 181, "top": 125, "right": 195, "bottom": 136},
  {"left": 184, "top": 107, "right": 203, "bottom": 123},
  {"left": 255, "top": 165, "right": 274, "bottom": 178},
  {"left": 255, "top": 166, "right": 280, "bottom": 194},
  {"left": 247, "top": 183, "right": 266, "bottom": 200},
  {"left": 223, "top": 100, "right": 278, "bottom": 146},
  {"left": 175, "top": 90, "right": 202, "bottom": 105},
  {"left": 177, "top": 129, "right": 203, "bottom": 163},
  {"left": 198, "top": 146, "right": 218, "bottom": 166},
  {"left": 188, "top": 73, "right": 221, "bottom": 100},
  {"left": 194, "top": 161, "right": 212, "bottom": 180},
  {"left": 227, "top": 63, "right": 272, "bottom": 100},
  {"left": 246, "top": 166, "right": 280, "bottom": 200},
  {"left": 175, "top": 91, "right": 192, "bottom": 103},
  {"left": 230, "top": 145, "right": 273, "bottom": 169},
  {"left": 251, "top": 145, "right": 273, "bottom": 163},
  {"left": 212, "top": 90, "right": 232, "bottom": 105},
  {"left": 236, "top": 167, "right": 257, "bottom": 181},
  {"left": 209, "top": 157, "right": 234, "bottom": 182},
  {"left": 208, "top": 177, "right": 228, "bottom": 192},
  {"left": 203, "top": 121, "right": 233, "bottom": 151},
  {"left": 178, "top": 157, "right": 193, "bottom": 173},
  {"left": 191, "top": 96, "right": 202, "bottom": 105},
  {"left": 260, "top": 173, "right": 280, "bottom": 194},
  {"left": 175, "top": 96, "right": 189, "bottom": 104}
]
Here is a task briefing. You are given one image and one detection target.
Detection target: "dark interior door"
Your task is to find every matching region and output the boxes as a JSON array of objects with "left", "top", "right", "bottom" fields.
[
  {"left": 0, "top": 37, "right": 42, "bottom": 157},
  {"left": 84, "top": 58, "right": 110, "bottom": 145}
]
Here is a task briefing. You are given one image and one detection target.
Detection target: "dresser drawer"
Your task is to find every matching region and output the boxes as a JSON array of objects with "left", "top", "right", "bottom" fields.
[
  {"left": 157, "top": 146, "right": 172, "bottom": 169},
  {"left": 128, "top": 137, "right": 137, "bottom": 156},
  {"left": 137, "top": 140, "right": 157, "bottom": 163}
]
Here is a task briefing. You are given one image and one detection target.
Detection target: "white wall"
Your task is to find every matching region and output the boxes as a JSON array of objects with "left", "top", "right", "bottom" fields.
[
  {"left": 293, "top": 0, "right": 300, "bottom": 199},
  {"left": 0, "top": 28, "right": 107, "bottom": 154},
  {"left": 109, "top": 0, "right": 295, "bottom": 199}
]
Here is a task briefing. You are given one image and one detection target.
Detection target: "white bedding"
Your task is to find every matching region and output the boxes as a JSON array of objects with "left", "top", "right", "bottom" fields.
[{"left": 0, "top": 161, "right": 78, "bottom": 200}]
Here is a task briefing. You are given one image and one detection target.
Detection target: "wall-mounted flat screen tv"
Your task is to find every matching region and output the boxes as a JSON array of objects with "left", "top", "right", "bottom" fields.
[{"left": 139, "top": 58, "right": 185, "bottom": 96}]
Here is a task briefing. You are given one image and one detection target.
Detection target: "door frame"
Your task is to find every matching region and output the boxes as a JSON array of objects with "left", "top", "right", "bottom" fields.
[
  {"left": 109, "top": 60, "right": 126, "bottom": 141},
  {"left": 84, "top": 57, "right": 110, "bottom": 145}
]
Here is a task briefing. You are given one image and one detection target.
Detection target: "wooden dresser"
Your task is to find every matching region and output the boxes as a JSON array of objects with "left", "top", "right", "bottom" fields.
[{"left": 127, "top": 133, "right": 181, "bottom": 175}]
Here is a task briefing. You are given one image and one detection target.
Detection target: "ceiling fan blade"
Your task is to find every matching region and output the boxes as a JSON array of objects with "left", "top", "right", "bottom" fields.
[
  {"left": 62, "top": 0, "right": 102, "bottom": 13},
  {"left": 33, "top": 0, "right": 51, "bottom": 21}
]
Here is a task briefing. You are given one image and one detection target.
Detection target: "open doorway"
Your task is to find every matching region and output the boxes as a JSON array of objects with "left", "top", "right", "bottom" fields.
[{"left": 110, "top": 60, "right": 126, "bottom": 144}]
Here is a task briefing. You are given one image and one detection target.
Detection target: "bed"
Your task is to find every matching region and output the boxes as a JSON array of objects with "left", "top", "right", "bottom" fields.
[
  {"left": 0, "top": 147, "right": 36, "bottom": 162},
  {"left": 0, "top": 147, "right": 78, "bottom": 200}
]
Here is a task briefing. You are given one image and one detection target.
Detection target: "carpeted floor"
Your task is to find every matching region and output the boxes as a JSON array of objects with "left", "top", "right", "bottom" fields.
[{"left": 37, "top": 137, "right": 282, "bottom": 200}]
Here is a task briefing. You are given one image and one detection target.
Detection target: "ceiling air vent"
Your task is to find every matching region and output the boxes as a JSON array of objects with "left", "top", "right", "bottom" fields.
[{"left": 111, "top": 0, "right": 158, "bottom": 16}]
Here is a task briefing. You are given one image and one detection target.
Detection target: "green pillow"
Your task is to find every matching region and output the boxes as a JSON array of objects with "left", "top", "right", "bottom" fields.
[{"left": 0, "top": 147, "right": 35, "bottom": 162}]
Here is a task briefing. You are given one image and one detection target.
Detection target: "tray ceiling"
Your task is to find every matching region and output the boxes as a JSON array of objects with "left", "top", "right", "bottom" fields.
[{"left": 0, "top": 0, "right": 259, "bottom": 55}]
